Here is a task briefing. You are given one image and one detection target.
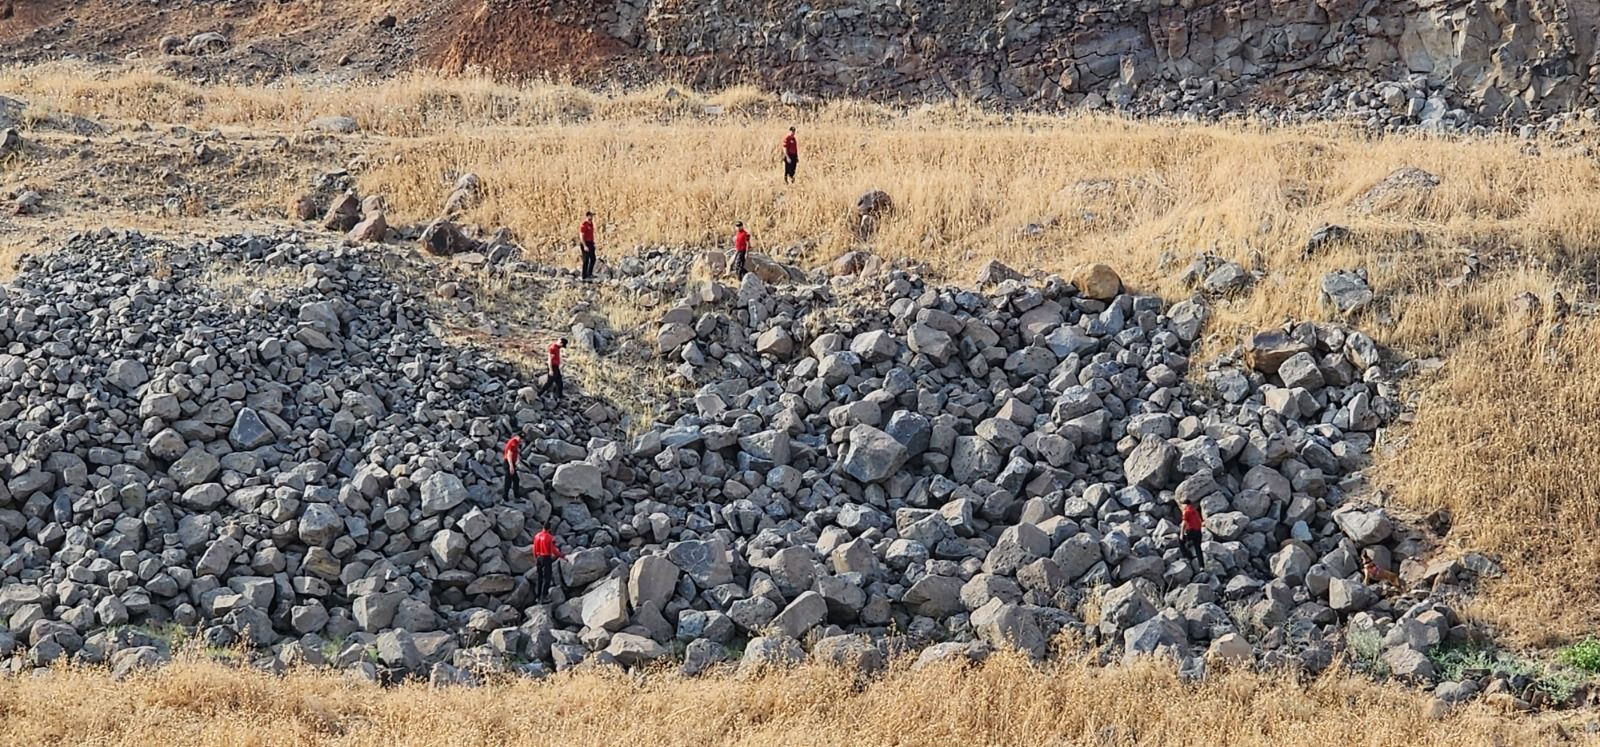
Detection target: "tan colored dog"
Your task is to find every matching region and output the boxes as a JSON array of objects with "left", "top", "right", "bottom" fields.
[{"left": 1362, "top": 553, "right": 1402, "bottom": 589}]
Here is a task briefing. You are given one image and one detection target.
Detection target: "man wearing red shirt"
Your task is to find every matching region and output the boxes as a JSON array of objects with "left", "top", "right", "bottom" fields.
[
  {"left": 782, "top": 126, "right": 798, "bottom": 184},
  {"left": 1179, "top": 500, "right": 1205, "bottom": 570},
  {"left": 501, "top": 430, "right": 526, "bottom": 502},
  {"left": 532, "top": 526, "right": 565, "bottom": 603},
  {"left": 732, "top": 222, "right": 750, "bottom": 278},
  {"left": 538, "top": 337, "right": 568, "bottom": 399},
  {"left": 579, "top": 211, "right": 597, "bottom": 281}
]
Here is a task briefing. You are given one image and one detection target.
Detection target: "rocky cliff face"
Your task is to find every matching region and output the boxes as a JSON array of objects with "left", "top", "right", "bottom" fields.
[{"left": 509, "top": 0, "right": 1600, "bottom": 128}]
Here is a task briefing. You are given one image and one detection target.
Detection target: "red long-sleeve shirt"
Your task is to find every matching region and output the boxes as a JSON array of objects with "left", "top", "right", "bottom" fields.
[
  {"left": 532, "top": 530, "right": 563, "bottom": 559},
  {"left": 1181, "top": 504, "right": 1203, "bottom": 532},
  {"left": 734, "top": 228, "right": 750, "bottom": 254},
  {"left": 503, "top": 436, "right": 522, "bottom": 471},
  {"left": 783, "top": 133, "right": 797, "bottom": 157},
  {"left": 548, "top": 342, "right": 562, "bottom": 369},
  {"left": 580, "top": 218, "right": 595, "bottom": 244}
]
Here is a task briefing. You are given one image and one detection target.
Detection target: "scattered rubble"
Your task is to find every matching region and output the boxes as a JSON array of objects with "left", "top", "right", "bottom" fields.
[{"left": 0, "top": 227, "right": 1537, "bottom": 711}]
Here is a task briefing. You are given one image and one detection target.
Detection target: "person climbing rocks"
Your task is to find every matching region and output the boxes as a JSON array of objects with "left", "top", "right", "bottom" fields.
[
  {"left": 539, "top": 338, "right": 567, "bottom": 399},
  {"left": 532, "top": 526, "right": 565, "bottom": 603},
  {"left": 579, "top": 211, "right": 597, "bottom": 281},
  {"left": 732, "top": 221, "right": 750, "bottom": 278},
  {"left": 1179, "top": 499, "right": 1205, "bottom": 569},
  {"left": 501, "top": 428, "right": 526, "bottom": 502},
  {"left": 782, "top": 126, "right": 798, "bottom": 184}
]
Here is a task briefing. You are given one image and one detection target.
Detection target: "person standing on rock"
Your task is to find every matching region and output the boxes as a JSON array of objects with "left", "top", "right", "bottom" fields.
[
  {"left": 539, "top": 338, "right": 567, "bottom": 400},
  {"left": 579, "top": 211, "right": 597, "bottom": 281},
  {"left": 732, "top": 221, "right": 750, "bottom": 278},
  {"left": 1179, "top": 499, "right": 1205, "bottom": 570},
  {"left": 532, "top": 526, "right": 565, "bottom": 603},
  {"left": 782, "top": 126, "right": 798, "bottom": 184},
  {"left": 501, "top": 429, "right": 526, "bottom": 502}
]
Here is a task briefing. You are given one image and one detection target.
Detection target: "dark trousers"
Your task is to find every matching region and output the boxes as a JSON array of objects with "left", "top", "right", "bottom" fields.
[
  {"left": 1181, "top": 530, "right": 1204, "bottom": 567},
  {"left": 580, "top": 240, "right": 596, "bottom": 280},
  {"left": 733, "top": 250, "right": 747, "bottom": 278},
  {"left": 535, "top": 556, "right": 557, "bottom": 602},
  {"left": 539, "top": 365, "right": 563, "bottom": 398},
  {"left": 501, "top": 462, "right": 519, "bottom": 502},
  {"left": 783, "top": 155, "right": 797, "bottom": 183}
]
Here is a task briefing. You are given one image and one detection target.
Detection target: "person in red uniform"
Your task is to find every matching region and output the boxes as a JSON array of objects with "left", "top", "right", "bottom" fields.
[
  {"left": 1179, "top": 500, "right": 1205, "bottom": 570},
  {"left": 538, "top": 338, "right": 568, "bottom": 399},
  {"left": 501, "top": 429, "right": 526, "bottom": 502},
  {"left": 732, "top": 222, "right": 750, "bottom": 278},
  {"left": 532, "top": 526, "right": 565, "bottom": 603},
  {"left": 782, "top": 126, "right": 798, "bottom": 184},
  {"left": 579, "top": 211, "right": 597, "bottom": 281}
]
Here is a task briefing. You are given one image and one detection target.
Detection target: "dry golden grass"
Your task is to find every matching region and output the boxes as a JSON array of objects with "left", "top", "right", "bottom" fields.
[
  {"left": 0, "top": 653, "right": 1584, "bottom": 746},
  {"left": 1383, "top": 319, "right": 1600, "bottom": 646},
  {"left": 1, "top": 62, "right": 1598, "bottom": 643}
]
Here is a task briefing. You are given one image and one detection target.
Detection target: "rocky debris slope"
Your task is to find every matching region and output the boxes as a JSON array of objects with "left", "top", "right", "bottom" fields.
[
  {"left": 499, "top": 0, "right": 1600, "bottom": 132},
  {"left": 7, "top": 1, "right": 1598, "bottom": 133},
  {"left": 0, "top": 231, "right": 1518, "bottom": 706}
]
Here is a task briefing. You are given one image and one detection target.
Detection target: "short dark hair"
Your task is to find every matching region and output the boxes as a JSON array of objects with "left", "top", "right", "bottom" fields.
[
  {"left": 735, "top": 221, "right": 744, "bottom": 227},
  {"left": 559, "top": 337, "right": 568, "bottom": 346},
  {"left": 789, "top": 126, "right": 796, "bottom": 132},
  {"left": 585, "top": 211, "right": 593, "bottom": 217}
]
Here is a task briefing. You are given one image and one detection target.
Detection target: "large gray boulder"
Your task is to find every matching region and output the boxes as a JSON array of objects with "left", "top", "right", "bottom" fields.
[
  {"left": 1123, "top": 436, "right": 1178, "bottom": 489},
  {"left": 604, "top": 633, "right": 671, "bottom": 667},
  {"left": 839, "top": 425, "right": 909, "bottom": 483},
  {"left": 903, "top": 575, "right": 964, "bottom": 618},
  {"left": 229, "top": 407, "right": 275, "bottom": 449},
  {"left": 668, "top": 540, "right": 733, "bottom": 588},
  {"left": 739, "top": 636, "right": 805, "bottom": 675},
  {"left": 1333, "top": 506, "right": 1394, "bottom": 545},
  {"left": 970, "top": 599, "right": 1048, "bottom": 659},
  {"left": 579, "top": 577, "right": 629, "bottom": 632},
  {"left": 628, "top": 555, "right": 680, "bottom": 610},
  {"left": 770, "top": 591, "right": 828, "bottom": 639},
  {"left": 420, "top": 473, "right": 467, "bottom": 514},
  {"left": 553, "top": 462, "right": 604, "bottom": 498}
]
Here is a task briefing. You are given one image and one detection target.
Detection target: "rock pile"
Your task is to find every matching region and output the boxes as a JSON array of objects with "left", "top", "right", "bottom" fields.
[
  {"left": 0, "top": 231, "right": 612, "bottom": 682},
  {"left": 643, "top": 254, "right": 1505, "bottom": 687},
  {"left": 0, "top": 232, "right": 1514, "bottom": 705},
  {"left": 289, "top": 172, "right": 519, "bottom": 265}
]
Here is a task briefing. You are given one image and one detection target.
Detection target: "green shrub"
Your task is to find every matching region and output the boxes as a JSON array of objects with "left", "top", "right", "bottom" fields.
[
  {"left": 1427, "top": 643, "right": 1494, "bottom": 682},
  {"left": 1536, "top": 668, "right": 1587, "bottom": 704},
  {"left": 1557, "top": 637, "right": 1600, "bottom": 674},
  {"left": 1347, "top": 628, "right": 1387, "bottom": 677}
]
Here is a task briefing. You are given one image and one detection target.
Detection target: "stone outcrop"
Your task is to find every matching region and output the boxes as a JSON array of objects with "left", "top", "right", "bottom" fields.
[{"left": 512, "top": 0, "right": 1600, "bottom": 130}]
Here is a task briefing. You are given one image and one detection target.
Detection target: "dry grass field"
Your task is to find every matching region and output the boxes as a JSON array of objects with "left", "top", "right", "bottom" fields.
[
  {"left": 4, "top": 62, "right": 1600, "bottom": 740},
  {"left": 0, "top": 652, "right": 1585, "bottom": 746}
]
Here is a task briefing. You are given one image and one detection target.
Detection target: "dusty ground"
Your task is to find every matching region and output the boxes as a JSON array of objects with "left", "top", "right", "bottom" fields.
[{"left": 0, "top": 0, "right": 648, "bottom": 86}]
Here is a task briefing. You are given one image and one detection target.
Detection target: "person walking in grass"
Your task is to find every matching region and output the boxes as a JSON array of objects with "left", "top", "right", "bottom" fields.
[
  {"left": 1179, "top": 499, "right": 1205, "bottom": 570},
  {"left": 782, "top": 126, "right": 799, "bottom": 184},
  {"left": 532, "top": 526, "right": 565, "bottom": 603},
  {"left": 539, "top": 338, "right": 567, "bottom": 400},
  {"left": 579, "top": 211, "right": 597, "bottom": 281},
  {"left": 732, "top": 221, "right": 750, "bottom": 278},
  {"left": 501, "top": 427, "right": 527, "bottom": 502}
]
